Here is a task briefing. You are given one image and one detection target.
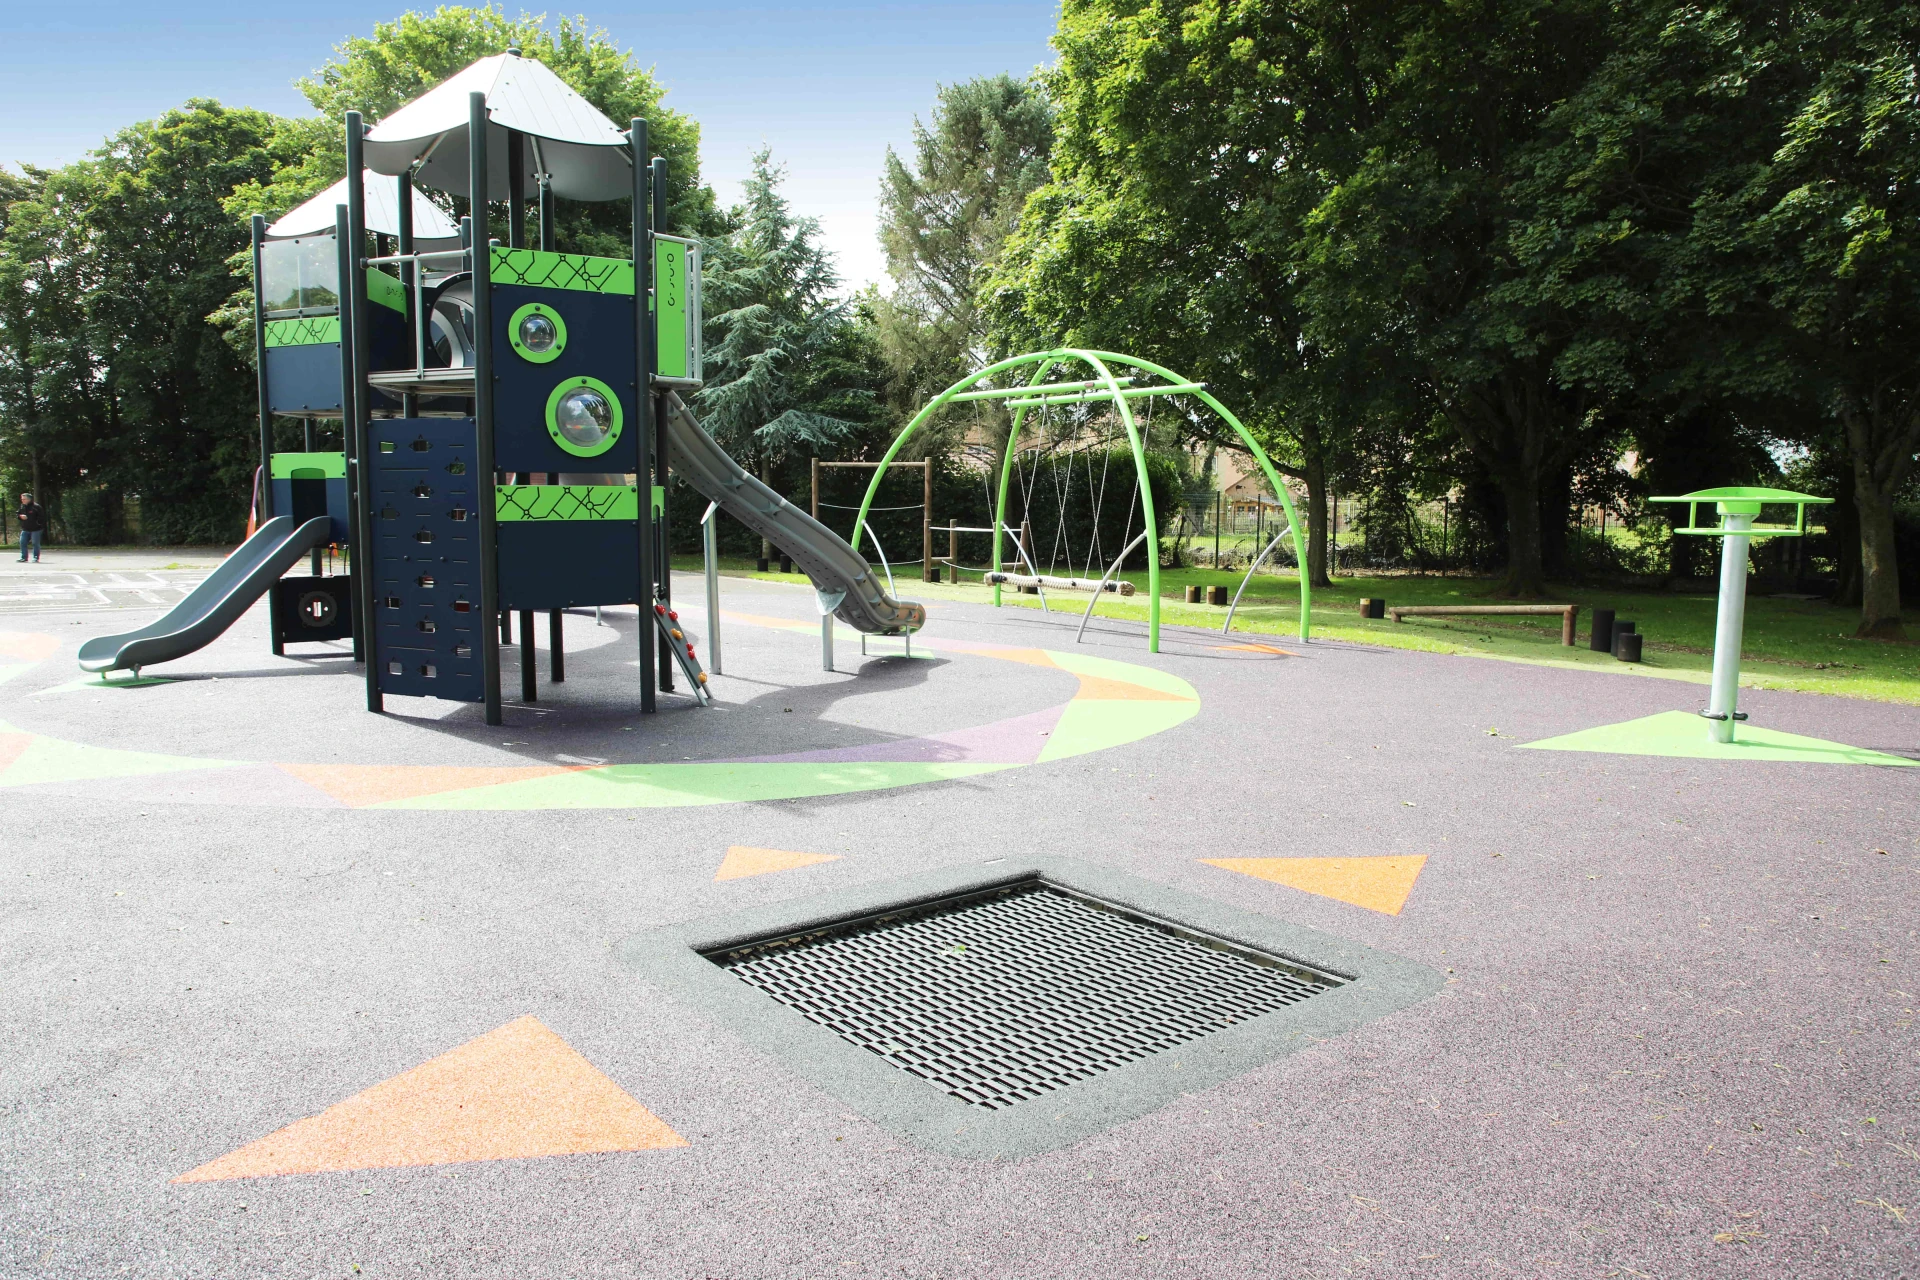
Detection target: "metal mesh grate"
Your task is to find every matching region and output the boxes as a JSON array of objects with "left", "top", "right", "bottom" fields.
[{"left": 707, "top": 880, "right": 1346, "bottom": 1110}]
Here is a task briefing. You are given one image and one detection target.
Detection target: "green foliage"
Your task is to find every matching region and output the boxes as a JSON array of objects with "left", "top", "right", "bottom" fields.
[
  {"left": 697, "top": 150, "right": 877, "bottom": 476},
  {"left": 0, "top": 100, "right": 282, "bottom": 542},
  {"left": 876, "top": 74, "right": 1054, "bottom": 443}
]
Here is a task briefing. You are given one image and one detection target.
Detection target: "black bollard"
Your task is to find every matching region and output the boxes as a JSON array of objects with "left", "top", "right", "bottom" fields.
[
  {"left": 1590, "top": 607, "right": 1615, "bottom": 653},
  {"left": 1613, "top": 631, "right": 1643, "bottom": 662}
]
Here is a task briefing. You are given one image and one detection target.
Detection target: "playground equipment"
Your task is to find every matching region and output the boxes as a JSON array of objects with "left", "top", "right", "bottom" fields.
[
  {"left": 857, "top": 351, "right": 1309, "bottom": 652},
  {"left": 81, "top": 49, "right": 923, "bottom": 721},
  {"left": 1650, "top": 486, "right": 1832, "bottom": 742}
]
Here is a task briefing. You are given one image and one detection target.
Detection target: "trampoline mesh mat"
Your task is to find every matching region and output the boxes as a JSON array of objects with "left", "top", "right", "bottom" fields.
[{"left": 707, "top": 880, "right": 1346, "bottom": 1110}]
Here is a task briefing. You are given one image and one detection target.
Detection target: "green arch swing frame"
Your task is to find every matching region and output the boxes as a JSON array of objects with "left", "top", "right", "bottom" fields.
[{"left": 852, "top": 349, "right": 1311, "bottom": 652}]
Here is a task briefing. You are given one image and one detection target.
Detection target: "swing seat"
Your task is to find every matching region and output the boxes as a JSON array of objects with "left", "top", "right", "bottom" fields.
[{"left": 984, "top": 571, "right": 1135, "bottom": 596}]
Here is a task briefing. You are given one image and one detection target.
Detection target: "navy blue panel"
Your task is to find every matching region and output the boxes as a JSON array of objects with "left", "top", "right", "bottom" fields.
[
  {"left": 269, "top": 477, "right": 351, "bottom": 544},
  {"left": 265, "top": 343, "right": 341, "bottom": 415},
  {"left": 273, "top": 575, "right": 354, "bottom": 644},
  {"left": 490, "top": 282, "right": 640, "bottom": 475},
  {"left": 498, "top": 520, "right": 642, "bottom": 610},
  {"left": 368, "top": 419, "right": 484, "bottom": 702},
  {"left": 367, "top": 304, "right": 409, "bottom": 372}
]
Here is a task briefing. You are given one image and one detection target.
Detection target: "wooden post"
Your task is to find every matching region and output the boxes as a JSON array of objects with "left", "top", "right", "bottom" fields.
[
  {"left": 811, "top": 456, "right": 820, "bottom": 523},
  {"left": 922, "top": 460, "right": 933, "bottom": 582},
  {"left": 948, "top": 522, "right": 958, "bottom": 584}
]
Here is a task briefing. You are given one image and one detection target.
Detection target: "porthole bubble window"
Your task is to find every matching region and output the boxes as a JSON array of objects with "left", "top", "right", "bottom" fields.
[
  {"left": 508, "top": 302, "right": 566, "bottom": 364},
  {"left": 545, "top": 376, "right": 623, "bottom": 457}
]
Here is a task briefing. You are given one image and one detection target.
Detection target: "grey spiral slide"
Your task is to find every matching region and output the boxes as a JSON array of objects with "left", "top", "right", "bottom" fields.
[
  {"left": 663, "top": 392, "right": 925, "bottom": 635},
  {"left": 77, "top": 515, "right": 335, "bottom": 675}
]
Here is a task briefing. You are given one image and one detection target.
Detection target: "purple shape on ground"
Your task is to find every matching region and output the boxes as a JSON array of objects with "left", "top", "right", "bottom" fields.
[{"left": 726, "top": 703, "right": 1068, "bottom": 766}]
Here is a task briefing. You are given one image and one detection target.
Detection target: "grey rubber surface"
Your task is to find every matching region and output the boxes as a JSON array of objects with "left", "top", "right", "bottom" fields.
[{"left": 1, "top": 568, "right": 1916, "bottom": 1278}]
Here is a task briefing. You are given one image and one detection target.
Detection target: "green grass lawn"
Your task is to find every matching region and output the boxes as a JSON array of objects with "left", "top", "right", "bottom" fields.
[{"left": 677, "top": 554, "right": 1920, "bottom": 705}]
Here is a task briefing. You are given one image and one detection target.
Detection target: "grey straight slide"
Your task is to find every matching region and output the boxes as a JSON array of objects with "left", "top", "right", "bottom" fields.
[
  {"left": 663, "top": 392, "right": 925, "bottom": 635},
  {"left": 77, "top": 515, "right": 335, "bottom": 674}
]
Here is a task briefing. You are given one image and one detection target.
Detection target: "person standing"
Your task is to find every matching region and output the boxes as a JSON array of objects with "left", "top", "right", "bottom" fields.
[{"left": 16, "top": 492, "right": 45, "bottom": 562}]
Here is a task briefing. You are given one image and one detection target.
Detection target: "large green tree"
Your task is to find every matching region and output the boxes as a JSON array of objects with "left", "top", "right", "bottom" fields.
[
  {"left": 699, "top": 149, "right": 885, "bottom": 561},
  {"left": 876, "top": 74, "right": 1054, "bottom": 442},
  {"left": 1, "top": 102, "right": 282, "bottom": 541}
]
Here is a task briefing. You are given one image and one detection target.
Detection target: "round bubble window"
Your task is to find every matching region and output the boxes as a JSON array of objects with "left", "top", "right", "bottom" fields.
[
  {"left": 509, "top": 302, "right": 566, "bottom": 364},
  {"left": 545, "top": 376, "right": 623, "bottom": 457}
]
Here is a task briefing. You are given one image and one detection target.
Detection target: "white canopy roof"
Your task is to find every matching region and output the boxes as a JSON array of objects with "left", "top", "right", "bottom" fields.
[
  {"left": 363, "top": 51, "right": 633, "bottom": 203},
  {"left": 266, "top": 174, "right": 462, "bottom": 246}
]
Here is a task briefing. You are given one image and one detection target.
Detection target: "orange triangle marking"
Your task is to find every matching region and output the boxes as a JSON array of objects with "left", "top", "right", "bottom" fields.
[
  {"left": 715, "top": 845, "right": 842, "bottom": 881},
  {"left": 1201, "top": 855, "right": 1428, "bottom": 916},
  {"left": 0, "top": 732, "right": 33, "bottom": 777},
  {"left": 1216, "top": 643, "right": 1297, "bottom": 656},
  {"left": 938, "top": 643, "right": 1059, "bottom": 668},
  {"left": 276, "top": 763, "right": 582, "bottom": 807},
  {"left": 0, "top": 633, "right": 60, "bottom": 662},
  {"left": 173, "top": 1016, "right": 685, "bottom": 1182},
  {"left": 1071, "top": 673, "right": 1190, "bottom": 701}
]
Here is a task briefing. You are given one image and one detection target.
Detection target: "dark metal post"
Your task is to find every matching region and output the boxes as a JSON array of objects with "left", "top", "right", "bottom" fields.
[
  {"left": 251, "top": 215, "right": 286, "bottom": 655},
  {"left": 251, "top": 216, "right": 273, "bottom": 523},
  {"left": 525, "top": 157, "right": 564, "bottom": 679},
  {"left": 396, "top": 169, "right": 417, "bottom": 420},
  {"left": 650, "top": 155, "right": 673, "bottom": 692},
  {"left": 336, "top": 207, "right": 365, "bottom": 663},
  {"left": 471, "top": 92, "right": 504, "bottom": 725},
  {"left": 631, "top": 119, "right": 657, "bottom": 713},
  {"left": 507, "top": 130, "right": 526, "bottom": 250},
  {"left": 344, "top": 119, "right": 381, "bottom": 712}
]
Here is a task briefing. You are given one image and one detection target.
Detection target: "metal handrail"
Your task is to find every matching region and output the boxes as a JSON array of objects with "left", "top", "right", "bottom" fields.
[
  {"left": 1075, "top": 529, "right": 1149, "bottom": 643},
  {"left": 1222, "top": 527, "right": 1296, "bottom": 634},
  {"left": 861, "top": 521, "right": 897, "bottom": 598}
]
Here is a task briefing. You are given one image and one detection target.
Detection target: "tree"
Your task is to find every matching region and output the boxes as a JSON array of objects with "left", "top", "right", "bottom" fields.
[
  {"left": 1, "top": 102, "right": 281, "bottom": 541},
  {"left": 228, "top": 6, "right": 717, "bottom": 248},
  {"left": 876, "top": 74, "right": 1053, "bottom": 440},
  {"left": 698, "top": 149, "right": 881, "bottom": 561},
  {"left": 988, "top": 0, "right": 1414, "bottom": 587},
  {"left": 1727, "top": 2, "right": 1920, "bottom": 637}
]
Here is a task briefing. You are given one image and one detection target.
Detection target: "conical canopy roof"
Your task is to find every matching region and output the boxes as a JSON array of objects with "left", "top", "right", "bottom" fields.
[
  {"left": 363, "top": 50, "right": 633, "bottom": 202},
  {"left": 266, "top": 174, "right": 462, "bottom": 246}
]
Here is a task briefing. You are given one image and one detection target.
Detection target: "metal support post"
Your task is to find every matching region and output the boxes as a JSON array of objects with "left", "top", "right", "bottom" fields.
[
  {"left": 337, "top": 208, "right": 365, "bottom": 664},
  {"left": 822, "top": 612, "right": 834, "bottom": 672},
  {"left": 345, "top": 118, "right": 382, "bottom": 714},
  {"left": 549, "top": 609, "right": 565, "bottom": 682},
  {"left": 630, "top": 118, "right": 656, "bottom": 713},
  {"left": 470, "top": 93, "right": 504, "bottom": 725},
  {"left": 519, "top": 610, "right": 536, "bottom": 702},
  {"left": 652, "top": 155, "right": 673, "bottom": 694},
  {"left": 1705, "top": 508, "right": 1755, "bottom": 743},
  {"left": 701, "top": 499, "right": 723, "bottom": 674}
]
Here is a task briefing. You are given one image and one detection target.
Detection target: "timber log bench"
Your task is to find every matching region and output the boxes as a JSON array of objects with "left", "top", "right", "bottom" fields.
[{"left": 1387, "top": 603, "right": 1580, "bottom": 646}]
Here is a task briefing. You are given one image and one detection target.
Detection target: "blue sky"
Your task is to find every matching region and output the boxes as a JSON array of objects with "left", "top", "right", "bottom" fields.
[{"left": 0, "top": 2, "right": 1059, "bottom": 289}]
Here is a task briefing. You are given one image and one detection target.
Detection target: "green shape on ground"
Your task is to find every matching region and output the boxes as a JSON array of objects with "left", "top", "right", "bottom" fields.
[
  {"left": 34, "top": 674, "right": 179, "bottom": 695},
  {"left": 1045, "top": 649, "right": 1200, "bottom": 699},
  {"left": 1519, "top": 710, "right": 1918, "bottom": 767},
  {"left": 374, "top": 760, "right": 1016, "bottom": 811},
  {"left": 0, "top": 735, "right": 237, "bottom": 787},
  {"left": 1038, "top": 698, "right": 1199, "bottom": 762}
]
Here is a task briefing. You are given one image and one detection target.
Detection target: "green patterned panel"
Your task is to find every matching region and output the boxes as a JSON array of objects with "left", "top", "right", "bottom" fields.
[
  {"left": 490, "top": 247, "right": 635, "bottom": 295},
  {"left": 270, "top": 451, "right": 347, "bottom": 480},
  {"left": 365, "top": 268, "right": 406, "bottom": 314},
  {"left": 263, "top": 316, "right": 341, "bottom": 348},
  {"left": 495, "top": 485, "right": 639, "bottom": 522}
]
